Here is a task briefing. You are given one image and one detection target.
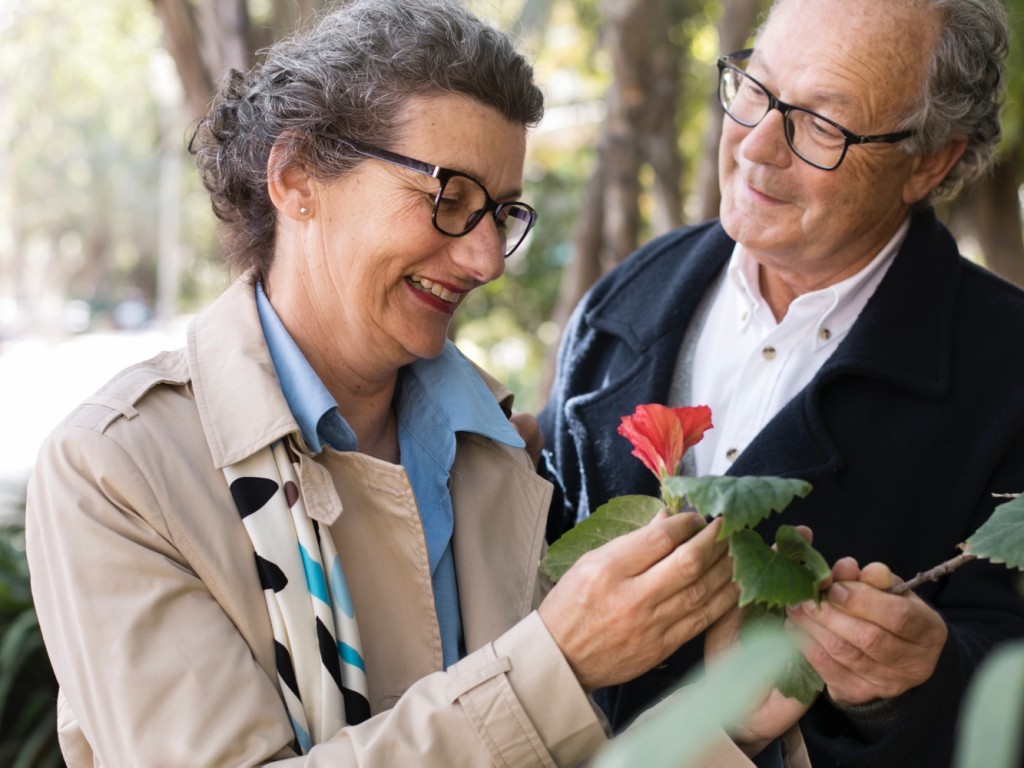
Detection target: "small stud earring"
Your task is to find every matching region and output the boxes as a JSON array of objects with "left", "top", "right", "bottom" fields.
[{"left": 299, "top": 207, "right": 309, "bottom": 216}]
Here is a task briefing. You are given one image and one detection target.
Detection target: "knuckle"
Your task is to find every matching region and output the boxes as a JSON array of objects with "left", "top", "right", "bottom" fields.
[
  {"left": 822, "top": 632, "right": 858, "bottom": 660},
  {"left": 852, "top": 624, "right": 886, "bottom": 656},
  {"left": 691, "top": 605, "right": 713, "bottom": 635},
  {"left": 644, "top": 522, "right": 678, "bottom": 557},
  {"left": 673, "top": 546, "right": 702, "bottom": 581},
  {"left": 680, "top": 576, "right": 710, "bottom": 607},
  {"left": 570, "top": 555, "right": 609, "bottom": 594}
]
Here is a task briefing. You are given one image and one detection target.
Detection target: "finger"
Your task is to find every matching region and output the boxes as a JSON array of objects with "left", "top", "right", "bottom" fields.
[
  {"left": 831, "top": 557, "right": 860, "bottom": 582},
  {"left": 642, "top": 516, "right": 729, "bottom": 599},
  {"left": 654, "top": 547, "right": 737, "bottom": 625},
  {"left": 662, "top": 573, "right": 741, "bottom": 651},
  {"left": 598, "top": 511, "right": 707, "bottom": 577},
  {"left": 787, "top": 601, "right": 879, "bottom": 669},
  {"left": 791, "top": 629, "right": 878, "bottom": 703},
  {"left": 826, "top": 580, "right": 943, "bottom": 640},
  {"left": 859, "top": 561, "right": 897, "bottom": 590},
  {"left": 794, "top": 524, "right": 813, "bottom": 544}
]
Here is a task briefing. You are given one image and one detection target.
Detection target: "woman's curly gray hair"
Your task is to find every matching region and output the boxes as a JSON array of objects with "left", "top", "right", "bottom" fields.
[{"left": 189, "top": 0, "right": 544, "bottom": 279}]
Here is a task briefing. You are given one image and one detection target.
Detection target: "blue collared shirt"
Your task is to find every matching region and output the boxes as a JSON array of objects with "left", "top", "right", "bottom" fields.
[{"left": 256, "top": 283, "right": 524, "bottom": 668}]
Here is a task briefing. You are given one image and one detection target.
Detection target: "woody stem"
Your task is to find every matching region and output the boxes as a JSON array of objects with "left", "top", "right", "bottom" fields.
[{"left": 888, "top": 552, "right": 977, "bottom": 595}]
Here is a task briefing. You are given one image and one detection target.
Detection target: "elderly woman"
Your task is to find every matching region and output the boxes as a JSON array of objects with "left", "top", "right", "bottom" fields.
[{"left": 26, "top": 1, "right": 806, "bottom": 765}]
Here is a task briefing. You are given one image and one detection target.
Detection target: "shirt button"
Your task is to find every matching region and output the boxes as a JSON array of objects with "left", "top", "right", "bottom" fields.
[
  {"left": 726, "top": 448, "right": 739, "bottom": 461},
  {"left": 819, "top": 328, "right": 832, "bottom": 341},
  {"left": 761, "top": 346, "right": 777, "bottom": 360}
]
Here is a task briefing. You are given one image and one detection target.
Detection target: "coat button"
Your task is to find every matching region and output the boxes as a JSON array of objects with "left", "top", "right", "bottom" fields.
[
  {"left": 726, "top": 448, "right": 739, "bottom": 461},
  {"left": 819, "top": 328, "right": 832, "bottom": 341},
  {"left": 761, "top": 346, "right": 776, "bottom": 360}
]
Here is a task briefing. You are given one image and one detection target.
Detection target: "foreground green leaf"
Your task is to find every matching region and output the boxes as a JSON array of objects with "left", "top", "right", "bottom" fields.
[
  {"left": 595, "top": 629, "right": 800, "bottom": 768},
  {"left": 964, "top": 495, "right": 1024, "bottom": 570},
  {"left": 730, "top": 526, "right": 829, "bottom": 608},
  {"left": 539, "top": 495, "right": 665, "bottom": 582},
  {"left": 664, "top": 476, "right": 812, "bottom": 536},
  {"left": 954, "top": 640, "right": 1024, "bottom": 768},
  {"left": 740, "top": 603, "right": 824, "bottom": 705}
]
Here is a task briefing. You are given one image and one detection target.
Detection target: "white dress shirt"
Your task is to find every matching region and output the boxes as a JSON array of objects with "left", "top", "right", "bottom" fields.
[{"left": 689, "top": 219, "right": 910, "bottom": 476}]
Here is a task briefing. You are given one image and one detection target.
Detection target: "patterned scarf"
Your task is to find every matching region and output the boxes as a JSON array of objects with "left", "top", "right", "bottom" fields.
[{"left": 224, "top": 439, "right": 371, "bottom": 752}]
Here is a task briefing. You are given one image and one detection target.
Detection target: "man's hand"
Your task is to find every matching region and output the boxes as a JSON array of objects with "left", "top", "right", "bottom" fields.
[
  {"left": 704, "top": 525, "right": 816, "bottom": 757},
  {"left": 538, "top": 514, "right": 738, "bottom": 692},
  {"left": 785, "top": 558, "right": 948, "bottom": 706}
]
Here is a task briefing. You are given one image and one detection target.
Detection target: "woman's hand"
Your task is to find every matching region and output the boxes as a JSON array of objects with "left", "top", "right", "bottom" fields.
[{"left": 538, "top": 513, "right": 738, "bottom": 692}]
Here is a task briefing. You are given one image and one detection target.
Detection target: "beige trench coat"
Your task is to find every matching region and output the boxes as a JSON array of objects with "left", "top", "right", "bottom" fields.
[{"left": 27, "top": 276, "right": 803, "bottom": 767}]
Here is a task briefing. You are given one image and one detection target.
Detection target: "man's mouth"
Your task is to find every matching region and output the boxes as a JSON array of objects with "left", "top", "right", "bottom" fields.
[{"left": 409, "top": 276, "right": 463, "bottom": 304}]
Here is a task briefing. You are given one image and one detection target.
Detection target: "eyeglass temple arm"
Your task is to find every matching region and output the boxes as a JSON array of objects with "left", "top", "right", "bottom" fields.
[{"left": 338, "top": 138, "right": 441, "bottom": 179}]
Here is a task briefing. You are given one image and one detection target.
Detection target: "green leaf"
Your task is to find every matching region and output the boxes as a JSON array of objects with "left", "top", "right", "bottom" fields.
[
  {"left": 776, "top": 652, "right": 825, "bottom": 705},
  {"left": 955, "top": 640, "right": 1024, "bottom": 768},
  {"left": 740, "top": 603, "right": 824, "bottom": 705},
  {"left": 730, "top": 526, "right": 829, "bottom": 608},
  {"left": 540, "top": 495, "right": 665, "bottom": 582},
  {"left": 595, "top": 628, "right": 800, "bottom": 768},
  {"left": 964, "top": 495, "right": 1024, "bottom": 570},
  {"left": 663, "top": 476, "right": 812, "bottom": 536}
]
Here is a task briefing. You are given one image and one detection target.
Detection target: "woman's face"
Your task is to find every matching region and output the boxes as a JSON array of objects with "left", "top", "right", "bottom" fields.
[{"left": 269, "top": 93, "right": 528, "bottom": 381}]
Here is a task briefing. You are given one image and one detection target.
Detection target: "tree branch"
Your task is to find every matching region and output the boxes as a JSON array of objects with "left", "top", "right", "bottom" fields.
[{"left": 889, "top": 552, "right": 977, "bottom": 595}]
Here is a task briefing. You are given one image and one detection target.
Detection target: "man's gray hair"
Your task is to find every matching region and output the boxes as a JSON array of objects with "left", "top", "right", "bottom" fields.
[
  {"left": 190, "top": 0, "right": 544, "bottom": 278},
  {"left": 904, "top": 0, "right": 1009, "bottom": 202},
  {"left": 759, "top": 0, "right": 1009, "bottom": 204}
]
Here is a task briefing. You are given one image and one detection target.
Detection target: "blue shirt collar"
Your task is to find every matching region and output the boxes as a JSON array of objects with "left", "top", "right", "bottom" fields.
[
  {"left": 256, "top": 282, "right": 357, "bottom": 453},
  {"left": 255, "top": 282, "right": 523, "bottom": 454}
]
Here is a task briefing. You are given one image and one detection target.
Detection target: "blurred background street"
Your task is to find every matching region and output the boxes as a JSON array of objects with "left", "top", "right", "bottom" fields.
[{"left": 0, "top": 321, "right": 188, "bottom": 521}]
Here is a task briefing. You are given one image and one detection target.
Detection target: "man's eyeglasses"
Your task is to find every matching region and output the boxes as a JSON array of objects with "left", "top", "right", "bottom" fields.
[
  {"left": 717, "top": 49, "right": 914, "bottom": 171},
  {"left": 338, "top": 138, "right": 537, "bottom": 257}
]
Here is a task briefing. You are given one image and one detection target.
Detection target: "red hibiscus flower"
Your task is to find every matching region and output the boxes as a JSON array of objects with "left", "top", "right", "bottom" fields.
[{"left": 617, "top": 404, "right": 713, "bottom": 479}]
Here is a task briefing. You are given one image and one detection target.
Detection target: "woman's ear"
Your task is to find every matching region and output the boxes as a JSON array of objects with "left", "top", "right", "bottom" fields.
[{"left": 267, "top": 140, "right": 316, "bottom": 220}]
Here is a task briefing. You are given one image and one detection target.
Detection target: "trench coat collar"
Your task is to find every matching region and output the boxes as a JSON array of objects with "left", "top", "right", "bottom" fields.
[
  {"left": 187, "top": 272, "right": 522, "bottom": 471},
  {"left": 187, "top": 273, "right": 302, "bottom": 469}
]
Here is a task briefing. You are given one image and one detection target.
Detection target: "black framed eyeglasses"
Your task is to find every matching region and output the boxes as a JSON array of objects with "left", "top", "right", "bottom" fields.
[
  {"left": 338, "top": 138, "right": 537, "bottom": 257},
  {"left": 717, "top": 49, "right": 914, "bottom": 171}
]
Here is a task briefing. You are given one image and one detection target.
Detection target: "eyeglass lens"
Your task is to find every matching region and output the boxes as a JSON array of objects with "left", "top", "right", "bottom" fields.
[
  {"left": 720, "top": 67, "right": 848, "bottom": 170},
  {"left": 435, "top": 174, "right": 536, "bottom": 257}
]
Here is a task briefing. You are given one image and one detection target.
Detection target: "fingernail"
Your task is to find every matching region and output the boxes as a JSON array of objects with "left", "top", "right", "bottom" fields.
[{"left": 830, "top": 584, "right": 850, "bottom": 604}]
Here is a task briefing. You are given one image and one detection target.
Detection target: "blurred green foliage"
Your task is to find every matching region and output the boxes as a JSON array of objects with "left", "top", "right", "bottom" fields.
[{"left": 0, "top": 488, "right": 62, "bottom": 767}]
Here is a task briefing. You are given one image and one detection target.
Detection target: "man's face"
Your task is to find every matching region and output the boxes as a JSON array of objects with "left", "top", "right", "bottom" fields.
[{"left": 718, "top": 0, "right": 940, "bottom": 293}]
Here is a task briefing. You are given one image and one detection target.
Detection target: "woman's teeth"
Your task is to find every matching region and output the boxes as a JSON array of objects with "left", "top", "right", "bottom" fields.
[{"left": 411, "top": 276, "right": 460, "bottom": 303}]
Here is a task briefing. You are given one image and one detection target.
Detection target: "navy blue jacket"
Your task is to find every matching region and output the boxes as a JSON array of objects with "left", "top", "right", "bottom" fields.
[{"left": 540, "top": 210, "right": 1024, "bottom": 767}]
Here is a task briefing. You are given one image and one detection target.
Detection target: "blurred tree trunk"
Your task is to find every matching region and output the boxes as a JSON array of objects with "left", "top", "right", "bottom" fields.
[
  {"left": 540, "top": 0, "right": 686, "bottom": 400},
  {"left": 151, "top": 0, "right": 321, "bottom": 121},
  {"left": 693, "top": 0, "right": 765, "bottom": 222},
  {"left": 966, "top": 149, "right": 1024, "bottom": 287}
]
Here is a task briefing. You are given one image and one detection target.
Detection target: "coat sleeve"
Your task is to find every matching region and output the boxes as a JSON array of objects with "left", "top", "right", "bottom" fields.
[{"left": 27, "top": 421, "right": 608, "bottom": 768}]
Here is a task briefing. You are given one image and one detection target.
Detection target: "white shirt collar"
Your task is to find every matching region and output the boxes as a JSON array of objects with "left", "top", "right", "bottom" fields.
[{"left": 726, "top": 217, "right": 911, "bottom": 351}]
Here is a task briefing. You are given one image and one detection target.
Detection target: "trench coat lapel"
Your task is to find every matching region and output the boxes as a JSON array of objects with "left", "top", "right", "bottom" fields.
[{"left": 450, "top": 434, "right": 553, "bottom": 653}]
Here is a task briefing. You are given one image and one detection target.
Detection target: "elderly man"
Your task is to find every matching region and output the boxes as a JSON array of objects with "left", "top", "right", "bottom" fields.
[{"left": 540, "top": 0, "right": 1024, "bottom": 765}]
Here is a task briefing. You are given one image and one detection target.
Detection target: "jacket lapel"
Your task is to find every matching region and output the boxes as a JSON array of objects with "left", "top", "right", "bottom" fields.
[
  {"left": 570, "top": 210, "right": 959, "bottom": 497},
  {"left": 568, "top": 224, "right": 735, "bottom": 504},
  {"left": 730, "top": 209, "right": 959, "bottom": 481}
]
